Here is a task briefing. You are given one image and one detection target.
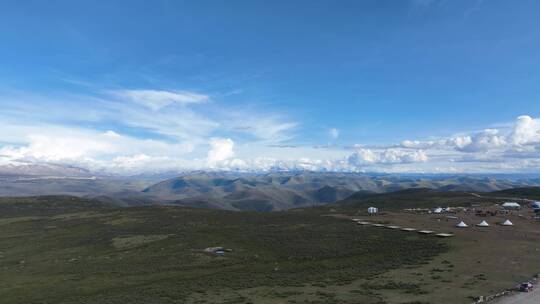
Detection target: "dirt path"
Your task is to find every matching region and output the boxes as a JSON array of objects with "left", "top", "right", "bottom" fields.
[{"left": 494, "top": 289, "right": 540, "bottom": 304}]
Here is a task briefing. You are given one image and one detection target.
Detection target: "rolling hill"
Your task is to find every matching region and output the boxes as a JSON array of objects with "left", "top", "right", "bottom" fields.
[
  {"left": 141, "top": 172, "right": 359, "bottom": 210},
  {"left": 1, "top": 170, "right": 540, "bottom": 211},
  {"left": 140, "top": 172, "right": 540, "bottom": 211},
  {"left": 488, "top": 186, "right": 540, "bottom": 200}
]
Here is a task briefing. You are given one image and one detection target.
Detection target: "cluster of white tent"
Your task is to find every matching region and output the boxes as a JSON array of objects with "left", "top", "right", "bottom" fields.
[
  {"left": 455, "top": 219, "right": 513, "bottom": 228},
  {"left": 367, "top": 207, "right": 378, "bottom": 214}
]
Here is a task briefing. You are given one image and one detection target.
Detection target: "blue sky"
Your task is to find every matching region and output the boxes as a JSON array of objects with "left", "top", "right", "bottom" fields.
[{"left": 1, "top": 0, "right": 540, "bottom": 174}]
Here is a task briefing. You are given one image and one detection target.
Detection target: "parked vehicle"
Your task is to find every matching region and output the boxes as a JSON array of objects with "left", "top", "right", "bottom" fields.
[
  {"left": 519, "top": 282, "right": 533, "bottom": 292},
  {"left": 532, "top": 201, "right": 540, "bottom": 213}
]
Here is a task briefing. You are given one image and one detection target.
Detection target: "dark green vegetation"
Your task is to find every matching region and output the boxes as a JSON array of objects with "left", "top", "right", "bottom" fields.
[
  {"left": 0, "top": 196, "right": 447, "bottom": 304},
  {"left": 0, "top": 196, "right": 114, "bottom": 217},
  {"left": 489, "top": 186, "right": 540, "bottom": 200},
  {"left": 333, "top": 188, "right": 497, "bottom": 211}
]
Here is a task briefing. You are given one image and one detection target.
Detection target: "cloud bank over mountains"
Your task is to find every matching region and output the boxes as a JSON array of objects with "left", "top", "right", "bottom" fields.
[
  {"left": 0, "top": 88, "right": 539, "bottom": 175},
  {"left": 400, "top": 116, "right": 540, "bottom": 153}
]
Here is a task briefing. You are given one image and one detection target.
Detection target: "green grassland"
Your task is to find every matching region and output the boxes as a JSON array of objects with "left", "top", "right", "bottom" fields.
[{"left": 0, "top": 196, "right": 447, "bottom": 304}]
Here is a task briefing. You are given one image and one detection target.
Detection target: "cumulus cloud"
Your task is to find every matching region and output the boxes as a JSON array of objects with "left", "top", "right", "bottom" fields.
[
  {"left": 401, "top": 115, "right": 540, "bottom": 154},
  {"left": 207, "top": 138, "right": 235, "bottom": 165},
  {"left": 453, "top": 129, "right": 506, "bottom": 152},
  {"left": 510, "top": 115, "right": 540, "bottom": 146},
  {"left": 113, "top": 89, "right": 209, "bottom": 110},
  {"left": 238, "top": 115, "right": 540, "bottom": 173},
  {"left": 0, "top": 125, "right": 195, "bottom": 172},
  {"left": 205, "top": 156, "right": 351, "bottom": 173},
  {"left": 348, "top": 148, "right": 428, "bottom": 166}
]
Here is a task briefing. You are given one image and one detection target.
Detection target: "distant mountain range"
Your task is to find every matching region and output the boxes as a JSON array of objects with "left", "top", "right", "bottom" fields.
[
  {"left": 1, "top": 166, "right": 540, "bottom": 211},
  {"left": 0, "top": 163, "right": 95, "bottom": 178},
  {"left": 140, "top": 172, "right": 362, "bottom": 210}
]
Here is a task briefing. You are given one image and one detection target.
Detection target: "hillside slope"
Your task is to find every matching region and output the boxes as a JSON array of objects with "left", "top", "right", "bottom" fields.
[
  {"left": 141, "top": 172, "right": 359, "bottom": 211},
  {"left": 488, "top": 187, "right": 540, "bottom": 200},
  {"left": 333, "top": 188, "right": 498, "bottom": 211}
]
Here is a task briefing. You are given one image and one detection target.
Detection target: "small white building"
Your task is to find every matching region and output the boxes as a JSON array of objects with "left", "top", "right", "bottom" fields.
[{"left": 367, "top": 207, "right": 378, "bottom": 214}]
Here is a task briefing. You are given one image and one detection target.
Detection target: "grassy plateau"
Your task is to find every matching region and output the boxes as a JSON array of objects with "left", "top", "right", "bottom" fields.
[{"left": 1, "top": 191, "right": 539, "bottom": 304}]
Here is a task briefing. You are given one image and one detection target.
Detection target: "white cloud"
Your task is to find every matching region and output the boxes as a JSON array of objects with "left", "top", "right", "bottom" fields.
[
  {"left": 107, "top": 154, "right": 200, "bottom": 174},
  {"left": 0, "top": 90, "right": 299, "bottom": 146},
  {"left": 348, "top": 148, "right": 428, "bottom": 166},
  {"left": 0, "top": 88, "right": 300, "bottom": 174},
  {"left": 370, "top": 115, "right": 540, "bottom": 172},
  {"left": 510, "top": 115, "right": 540, "bottom": 146},
  {"left": 231, "top": 115, "right": 297, "bottom": 142},
  {"left": 206, "top": 156, "right": 351, "bottom": 173},
  {"left": 401, "top": 115, "right": 540, "bottom": 153},
  {"left": 329, "top": 128, "right": 339, "bottom": 139},
  {"left": 453, "top": 129, "right": 506, "bottom": 152},
  {"left": 103, "top": 130, "right": 121, "bottom": 138},
  {"left": 113, "top": 89, "right": 209, "bottom": 110},
  {"left": 0, "top": 125, "right": 195, "bottom": 172},
  {"left": 2, "top": 87, "right": 540, "bottom": 176},
  {"left": 0, "top": 91, "right": 218, "bottom": 144},
  {"left": 207, "top": 138, "right": 235, "bottom": 165}
]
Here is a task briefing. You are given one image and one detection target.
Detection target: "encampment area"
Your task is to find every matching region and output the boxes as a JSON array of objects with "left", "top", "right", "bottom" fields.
[{"left": 343, "top": 196, "right": 540, "bottom": 304}]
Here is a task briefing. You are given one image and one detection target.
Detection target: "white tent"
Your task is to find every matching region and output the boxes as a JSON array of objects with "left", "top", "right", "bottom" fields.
[
  {"left": 456, "top": 221, "right": 468, "bottom": 228},
  {"left": 502, "top": 202, "right": 521, "bottom": 210},
  {"left": 476, "top": 220, "right": 490, "bottom": 227},
  {"left": 501, "top": 219, "right": 514, "bottom": 226},
  {"left": 433, "top": 207, "right": 443, "bottom": 214}
]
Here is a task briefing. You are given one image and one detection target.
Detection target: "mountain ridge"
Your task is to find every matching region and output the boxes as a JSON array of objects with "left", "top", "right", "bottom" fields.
[{"left": 1, "top": 170, "right": 540, "bottom": 211}]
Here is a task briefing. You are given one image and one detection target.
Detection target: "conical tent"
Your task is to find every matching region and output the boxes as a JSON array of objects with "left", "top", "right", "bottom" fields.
[
  {"left": 456, "top": 221, "right": 468, "bottom": 228},
  {"left": 477, "top": 220, "right": 489, "bottom": 227},
  {"left": 501, "top": 219, "right": 513, "bottom": 226}
]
